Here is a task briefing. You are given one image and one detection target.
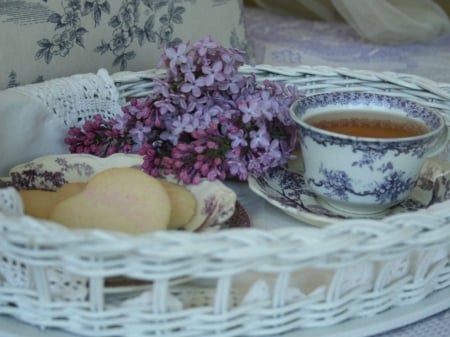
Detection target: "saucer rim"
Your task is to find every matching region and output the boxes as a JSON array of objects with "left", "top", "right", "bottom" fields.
[
  {"left": 248, "top": 182, "right": 335, "bottom": 227},
  {"left": 247, "top": 161, "right": 448, "bottom": 227}
]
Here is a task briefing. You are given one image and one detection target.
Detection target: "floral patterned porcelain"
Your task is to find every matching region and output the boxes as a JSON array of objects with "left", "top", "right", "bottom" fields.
[
  {"left": 0, "top": 153, "right": 247, "bottom": 232},
  {"left": 248, "top": 158, "right": 450, "bottom": 227},
  {"left": 289, "top": 92, "right": 448, "bottom": 216}
]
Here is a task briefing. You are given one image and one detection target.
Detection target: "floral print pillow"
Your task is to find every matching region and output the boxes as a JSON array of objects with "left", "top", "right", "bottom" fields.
[{"left": 0, "top": 0, "right": 249, "bottom": 90}]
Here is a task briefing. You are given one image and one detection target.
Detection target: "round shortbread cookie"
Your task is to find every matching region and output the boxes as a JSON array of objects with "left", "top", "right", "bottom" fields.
[
  {"left": 56, "top": 182, "right": 86, "bottom": 201},
  {"left": 19, "top": 190, "right": 59, "bottom": 219},
  {"left": 19, "top": 183, "right": 87, "bottom": 219},
  {"left": 159, "top": 180, "right": 197, "bottom": 229},
  {"left": 49, "top": 168, "right": 171, "bottom": 234}
]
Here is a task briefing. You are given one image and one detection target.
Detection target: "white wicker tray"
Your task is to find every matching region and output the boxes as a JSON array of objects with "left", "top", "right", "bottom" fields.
[
  {"left": 1, "top": 287, "right": 449, "bottom": 337},
  {"left": 1, "top": 64, "right": 450, "bottom": 337}
]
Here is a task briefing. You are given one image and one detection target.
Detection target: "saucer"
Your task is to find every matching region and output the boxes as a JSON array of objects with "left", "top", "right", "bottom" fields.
[{"left": 248, "top": 158, "right": 450, "bottom": 227}]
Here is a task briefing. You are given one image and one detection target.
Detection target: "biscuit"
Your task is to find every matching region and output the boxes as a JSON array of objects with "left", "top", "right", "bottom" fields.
[
  {"left": 19, "top": 182, "right": 87, "bottom": 219},
  {"left": 160, "top": 180, "right": 197, "bottom": 229},
  {"left": 49, "top": 168, "right": 171, "bottom": 235},
  {"left": 19, "top": 189, "right": 58, "bottom": 219},
  {"left": 56, "top": 182, "right": 86, "bottom": 201}
]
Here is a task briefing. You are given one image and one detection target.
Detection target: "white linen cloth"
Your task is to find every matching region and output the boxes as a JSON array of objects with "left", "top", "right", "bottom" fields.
[
  {"left": 0, "top": 69, "right": 121, "bottom": 175},
  {"left": 0, "top": 89, "right": 67, "bottom": 175}
]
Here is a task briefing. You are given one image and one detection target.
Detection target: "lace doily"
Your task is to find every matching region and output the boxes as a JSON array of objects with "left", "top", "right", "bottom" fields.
[
  {"left": 11, "top": 68, "right": 122, "bottom": 127},
  {"left": 0, "top": 187, "right": 23, "bottom": 216}
]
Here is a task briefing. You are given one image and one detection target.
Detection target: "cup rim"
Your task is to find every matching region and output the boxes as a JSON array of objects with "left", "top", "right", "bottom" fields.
[{"left": 290, "top": 92, "right": 446, "bottom": 142}]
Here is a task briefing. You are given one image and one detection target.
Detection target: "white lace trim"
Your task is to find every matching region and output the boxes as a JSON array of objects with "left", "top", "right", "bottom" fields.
[
  {"left": 11, "top": 68, "right": 122, "bottom": 127},
  {"left": 0, "top": 187, "right": 23, "bottom": 216}
]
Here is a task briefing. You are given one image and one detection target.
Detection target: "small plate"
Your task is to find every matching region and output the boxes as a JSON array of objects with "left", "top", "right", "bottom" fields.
[
  {"left": 0, "top": 153, "right": 250, "bottom": 233},
  {"left": 248, "top": 158, "right": 450, "bottom": 227}
]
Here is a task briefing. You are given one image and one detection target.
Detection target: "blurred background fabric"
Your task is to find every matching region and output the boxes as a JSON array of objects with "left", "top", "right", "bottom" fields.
[
  {"left": 244, "top": 0, "right": 450, "bottom": 82},
  {"left": 246, "top": 0, "right": 450, "bottom": 44}
]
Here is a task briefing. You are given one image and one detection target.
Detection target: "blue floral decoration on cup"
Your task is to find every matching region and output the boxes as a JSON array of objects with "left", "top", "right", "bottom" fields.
[{"left": 289, "top": 91, "right": 448, "bottom": 216}]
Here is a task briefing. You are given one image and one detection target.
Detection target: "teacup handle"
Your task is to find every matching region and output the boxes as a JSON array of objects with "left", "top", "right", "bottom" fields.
[{"left": 426, "top": 125, "right": 449, "bottom": 158}]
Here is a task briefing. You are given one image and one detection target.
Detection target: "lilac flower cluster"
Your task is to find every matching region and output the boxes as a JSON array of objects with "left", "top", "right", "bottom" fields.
[{"left": 65, "top": 35, "right": 302, "bottom": 184}]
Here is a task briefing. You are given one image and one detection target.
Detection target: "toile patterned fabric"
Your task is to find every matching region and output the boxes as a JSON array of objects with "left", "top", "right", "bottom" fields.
[
  {"left": 0, "top": 0, "right": 249, "bottom": 90},
  {"left": 245, "top": 7, "right": 450, "bottom": 83}
]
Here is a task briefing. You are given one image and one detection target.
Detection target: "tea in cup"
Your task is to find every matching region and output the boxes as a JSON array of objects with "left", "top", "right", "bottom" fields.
[{"left": 289, "top": 92, "right": 448, "bottom": 216}]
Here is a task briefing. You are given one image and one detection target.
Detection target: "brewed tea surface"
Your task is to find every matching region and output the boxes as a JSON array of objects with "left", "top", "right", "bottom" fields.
[{"left": 305, "top": 112, "right": 429, "bottom": 138}]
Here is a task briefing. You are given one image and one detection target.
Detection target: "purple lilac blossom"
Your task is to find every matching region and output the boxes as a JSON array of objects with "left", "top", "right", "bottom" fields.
[{"left": 65, "top": 35, "right": 303, "bottom": 184}]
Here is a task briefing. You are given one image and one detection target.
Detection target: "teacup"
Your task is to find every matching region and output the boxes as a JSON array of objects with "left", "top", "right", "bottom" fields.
[{"left": 289, "top": 91, "right": 448, "bottom": 216}]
